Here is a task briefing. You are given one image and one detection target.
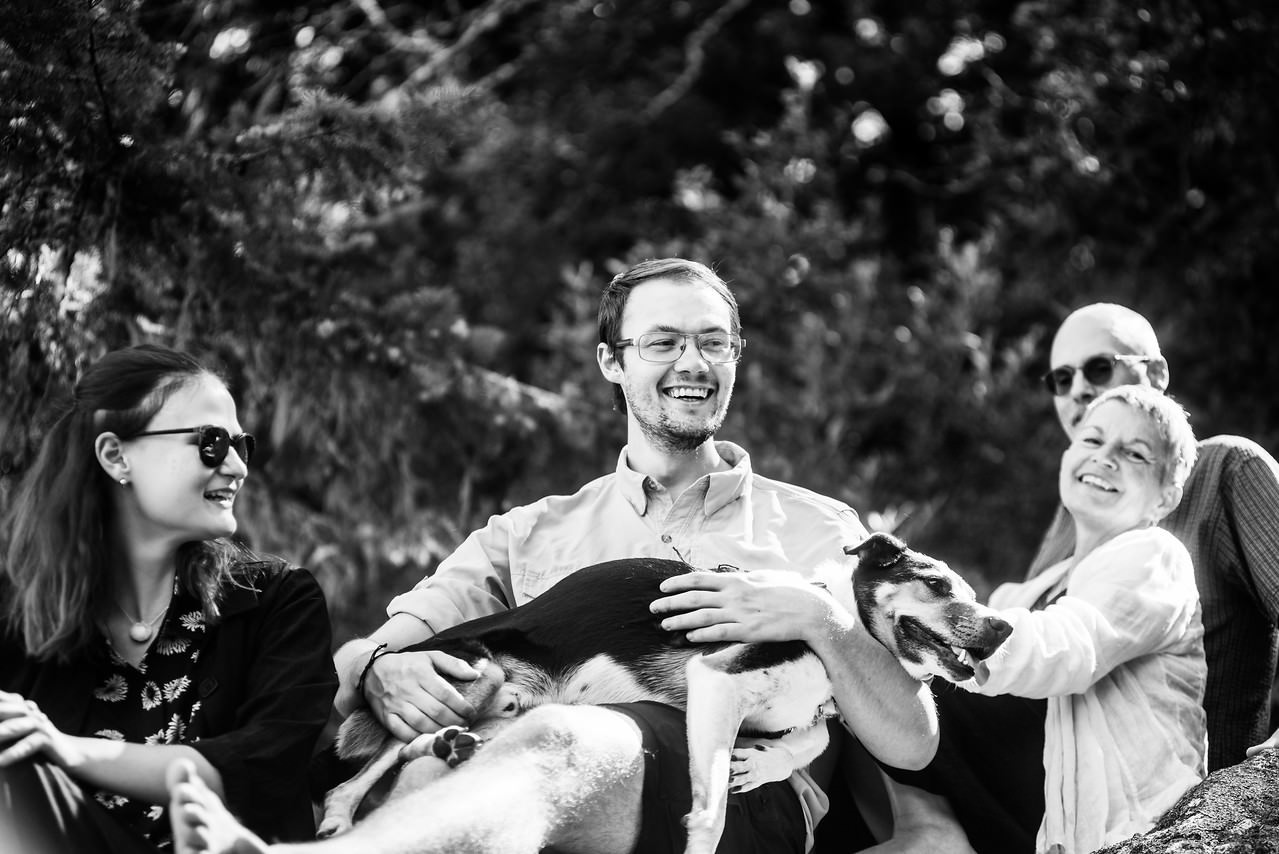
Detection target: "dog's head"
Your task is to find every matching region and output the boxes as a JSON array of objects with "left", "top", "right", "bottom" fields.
[{"left": 845, "top": 532, "right": 1011, "bottom": 683}]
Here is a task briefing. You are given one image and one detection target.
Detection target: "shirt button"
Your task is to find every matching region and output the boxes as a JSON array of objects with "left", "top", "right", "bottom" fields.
[{"left": 661, "top": 534, "right": 672, "bottom": 544}]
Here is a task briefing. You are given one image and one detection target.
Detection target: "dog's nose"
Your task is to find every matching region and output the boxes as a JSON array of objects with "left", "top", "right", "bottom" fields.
[{"left": 984, "top": 615, "right": 1012, "bottom": 641}]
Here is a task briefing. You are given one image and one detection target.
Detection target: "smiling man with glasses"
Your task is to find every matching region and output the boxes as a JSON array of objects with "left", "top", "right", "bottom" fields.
[
  {"left": 300, "top": 257, "right": 937, "bottom": 854},
  {"left": 1029, "top": 303, "right": 1279, "bottom": 772}
]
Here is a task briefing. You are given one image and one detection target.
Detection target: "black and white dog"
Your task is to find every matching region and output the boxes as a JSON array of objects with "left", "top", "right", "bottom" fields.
[{"left": 320, "top": 532, "right": 1012, "bottom": 854}]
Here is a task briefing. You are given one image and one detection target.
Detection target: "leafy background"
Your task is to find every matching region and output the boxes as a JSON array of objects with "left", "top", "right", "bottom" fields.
[{"left": 3, "top": 0, "right": 1277, "bottom": 647}]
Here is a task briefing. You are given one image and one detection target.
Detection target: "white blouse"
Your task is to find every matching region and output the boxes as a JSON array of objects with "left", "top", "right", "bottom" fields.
[{"left": 964, "top": 527, "right": 1207, "bottom": 854}]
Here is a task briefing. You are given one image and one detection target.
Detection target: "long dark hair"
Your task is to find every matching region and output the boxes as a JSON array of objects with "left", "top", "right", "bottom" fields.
[{"left": 2, "top": 344, "right": 250, "bottom": 661}]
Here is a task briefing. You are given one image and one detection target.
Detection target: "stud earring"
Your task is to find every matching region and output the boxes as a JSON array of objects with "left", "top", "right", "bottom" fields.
[{"left": 119, "top": 478, "right": 129, "bottom": 486}]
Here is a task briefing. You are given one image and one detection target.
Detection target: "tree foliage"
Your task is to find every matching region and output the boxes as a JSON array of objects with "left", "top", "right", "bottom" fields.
[{"left": 4, "top": 0, "right": 1276, "bottom": 639}]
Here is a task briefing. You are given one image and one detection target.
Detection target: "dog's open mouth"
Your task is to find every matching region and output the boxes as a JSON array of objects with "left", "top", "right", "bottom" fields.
[{"left": 896, "top": 616, "right": 993, "bottom": 682}]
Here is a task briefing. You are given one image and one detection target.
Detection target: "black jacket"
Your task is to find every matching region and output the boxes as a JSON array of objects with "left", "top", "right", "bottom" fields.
[{"left": 0, "top": 561, "right": 338, "bottom": 843}]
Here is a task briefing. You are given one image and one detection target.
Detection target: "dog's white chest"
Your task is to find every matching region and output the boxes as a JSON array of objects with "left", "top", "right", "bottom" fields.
[
  {"left": 746, "top": 649, "right": 833, "bottom": 731},
  {"left": 737, "top": 652, "right": 833, "bottom": 733}
]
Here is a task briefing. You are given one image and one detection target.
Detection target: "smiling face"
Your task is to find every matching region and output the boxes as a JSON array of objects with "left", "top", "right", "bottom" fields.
[
  {"left": 597, "top": 277, "right": 737, "bottom": 454},
  {"left": 1059, "top": 399, "right": 1178, "bottom": 540},
  {"left": 119, "top": 374, "right": 249, "bottom": 551}
]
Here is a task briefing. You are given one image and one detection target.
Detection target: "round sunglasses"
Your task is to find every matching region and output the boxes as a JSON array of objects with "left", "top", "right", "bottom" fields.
[
  {"left": 132, "top": 425, "right": 255, "bottom": 467},
  {"left": 1041, "top": 354, "right": 1152, "bottom": 397}
]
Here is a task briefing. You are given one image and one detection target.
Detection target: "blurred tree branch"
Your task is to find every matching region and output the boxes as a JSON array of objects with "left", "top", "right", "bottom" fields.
[
  {"left": 643, "top": 0, "right": 752, "bottom": 121},
  {"left": 350, "top": 0, "right": 444, "bottom": 54},
  {"left": 404, "top": 0, "right": 541, "bottom": 88}
]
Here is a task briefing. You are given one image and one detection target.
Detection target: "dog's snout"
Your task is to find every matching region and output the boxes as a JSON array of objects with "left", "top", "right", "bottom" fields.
[
  {"left": 984, "top": 615, "right": 1012, "bottom": 641},
  {"left": 962, "top": 614, "right": 1014, "bottom": 663}
]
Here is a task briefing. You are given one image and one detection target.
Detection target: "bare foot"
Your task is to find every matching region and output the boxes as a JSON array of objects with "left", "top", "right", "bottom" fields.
[{"left": 167, "top": 759, "right": 271, "bottom": 854}]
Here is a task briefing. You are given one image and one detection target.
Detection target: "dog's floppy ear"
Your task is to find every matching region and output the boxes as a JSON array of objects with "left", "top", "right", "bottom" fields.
[{"left": 844, "top": 531, "right": 907, "bottom": 567}]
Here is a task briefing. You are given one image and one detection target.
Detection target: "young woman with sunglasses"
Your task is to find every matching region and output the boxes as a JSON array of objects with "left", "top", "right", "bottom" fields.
[{"left": 0, "top": 344, "right": 337, "bottom": 852}]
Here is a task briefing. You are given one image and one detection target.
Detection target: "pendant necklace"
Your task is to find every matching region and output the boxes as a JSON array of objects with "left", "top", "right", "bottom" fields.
[{"left": 116, "top": 593, "right": 171, "bottom": 644}]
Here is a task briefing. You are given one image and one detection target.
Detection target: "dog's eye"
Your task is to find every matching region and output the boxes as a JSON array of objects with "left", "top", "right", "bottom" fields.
[{"left": 924, "top": 577, "right": 950, "bottom": 595}]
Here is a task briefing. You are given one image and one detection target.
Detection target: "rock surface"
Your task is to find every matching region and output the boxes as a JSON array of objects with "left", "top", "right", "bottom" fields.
[{"left": 1092, "top": 750, "right": 1279, "bottom": 853}]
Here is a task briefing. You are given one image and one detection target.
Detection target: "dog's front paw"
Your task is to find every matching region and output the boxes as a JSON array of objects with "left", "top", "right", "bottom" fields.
[
  {"left": 728, "top": 742, "right": 795, "bottom": 793},
  {"left": 430, "top": 725, "right": 484, "bottom": 768}
]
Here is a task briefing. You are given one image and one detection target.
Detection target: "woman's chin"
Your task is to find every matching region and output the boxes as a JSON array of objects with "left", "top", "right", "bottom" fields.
[{"left": 202, "top": 511, "right": 238, "bottom": 541}]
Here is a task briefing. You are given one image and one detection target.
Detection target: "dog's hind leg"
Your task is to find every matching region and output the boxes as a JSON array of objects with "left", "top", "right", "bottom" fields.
[
  {"left": 318, "top": 654, "right": 510, "bottom": 838},
  {"left": 381, "top": 714, "right": 521, "bottom": 811},
  {"left": 683, "top": 656, "right": 747, "bottom": 854},
  {"left": 316, "top": 730, "right": 402, "bottom": 839}
]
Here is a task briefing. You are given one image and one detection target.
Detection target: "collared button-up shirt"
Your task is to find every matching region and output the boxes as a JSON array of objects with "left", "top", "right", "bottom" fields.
[
  {"left": 388, "top": 441, "right": 867, "bottom": 633},
  {"left": 386, "top": 441, "right": 868, "bottom": 850}
]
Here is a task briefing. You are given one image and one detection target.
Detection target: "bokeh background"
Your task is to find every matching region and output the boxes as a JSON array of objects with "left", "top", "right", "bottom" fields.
[{"left": 3, "top": 0, "right": 1277, "bottom": 646}]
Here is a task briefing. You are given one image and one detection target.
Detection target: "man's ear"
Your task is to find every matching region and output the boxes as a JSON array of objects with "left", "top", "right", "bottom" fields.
[
  {"left": 597, "top": 342, "right": 624, "bottom": 385},
  {"left": 94, "top": 433, "right": 130, "bottom": 482},
  {"left": 1147, "top": 356, "right": 1170, "bottom": 393}
]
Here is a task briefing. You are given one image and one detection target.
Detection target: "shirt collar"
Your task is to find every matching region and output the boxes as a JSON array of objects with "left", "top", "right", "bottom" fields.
[{"left": 614, "top": 440, "right": 753, "bottom": 516}]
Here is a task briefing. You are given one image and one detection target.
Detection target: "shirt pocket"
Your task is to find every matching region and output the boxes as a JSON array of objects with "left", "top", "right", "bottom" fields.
[
  {"left": 514, "top": 566, "right": 559, "bottom": 603},
  {"left": 512, "top": 546, "right": 658, "bottom": 602}
]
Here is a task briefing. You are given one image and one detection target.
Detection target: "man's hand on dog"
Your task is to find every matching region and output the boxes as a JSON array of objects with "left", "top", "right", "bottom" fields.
[
  {"left": 364, "top": 650, "right": 481, "bottom": 741},
  {"left": 651, "top": 569, "right": 843, "bottom": 645}
]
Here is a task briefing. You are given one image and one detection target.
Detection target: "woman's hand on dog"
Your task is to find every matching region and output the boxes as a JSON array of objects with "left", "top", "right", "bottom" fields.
[
  {"left": 364, "top": 651, "right": 480, "bottom": 742},
  {"left": 651, "top": 570, "right": 845, "bottom": 645},
  {"left": 729, "top": 741, "right": 797, "bottom": 793}
]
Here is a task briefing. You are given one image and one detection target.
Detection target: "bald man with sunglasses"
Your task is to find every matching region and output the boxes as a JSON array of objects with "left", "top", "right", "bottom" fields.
[{"left": 1030, "top": 302, "right": 1279, "bottom": 771}]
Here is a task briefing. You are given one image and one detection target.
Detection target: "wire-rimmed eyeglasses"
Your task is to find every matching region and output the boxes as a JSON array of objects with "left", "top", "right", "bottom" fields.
[{"left": 613, "top": 331, "right": 745, "bottom": 364}]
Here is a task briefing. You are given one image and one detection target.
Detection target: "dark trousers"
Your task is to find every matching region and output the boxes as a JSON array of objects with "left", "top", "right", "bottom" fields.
[
  {"left": 883, "top": 686, "right": 1047, "bottom": 854},
  {"left": 597, "top": 701, "right": 807, "bottom": 854},
  {"left": 0, "top": 758, "right": 155, "bottom": 854}
]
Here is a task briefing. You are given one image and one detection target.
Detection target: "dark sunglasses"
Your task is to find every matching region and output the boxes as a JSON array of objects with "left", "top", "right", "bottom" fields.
[
  {"left": 1041, "top": 354, "right": 1152, "bottom": 396},
  {"left": 132, "top": 425, "right": 255, "bottom": 467}
]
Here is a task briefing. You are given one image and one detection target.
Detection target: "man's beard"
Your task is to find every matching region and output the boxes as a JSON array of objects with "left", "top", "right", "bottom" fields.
[
  {"left": 633, "top": 391, "right": 731, "bottom": 454},
  {"left": 641, "top": 416, "right": 720, "bottom": 453}
]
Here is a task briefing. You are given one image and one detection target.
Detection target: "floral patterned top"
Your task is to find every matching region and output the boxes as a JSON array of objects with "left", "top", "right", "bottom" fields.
[
  {"left": 2, "top": 562, "right": 338, "bottom": 844},
  {"left": 85, "top": 583, "right": 208, "bottom": 849}
]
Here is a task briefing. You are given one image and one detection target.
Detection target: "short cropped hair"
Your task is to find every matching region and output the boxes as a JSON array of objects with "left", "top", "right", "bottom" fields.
[
  {"left": 1085, "top": 385, "right": 1197, "bottom": 491},
  {"left": 597, "top": 258, "right": 740, "bottom": 411}
]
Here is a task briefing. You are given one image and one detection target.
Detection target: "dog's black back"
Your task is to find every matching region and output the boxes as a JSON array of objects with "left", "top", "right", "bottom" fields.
[{"left": 408, "top": 558, "right": 812, "bottom": 699}]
